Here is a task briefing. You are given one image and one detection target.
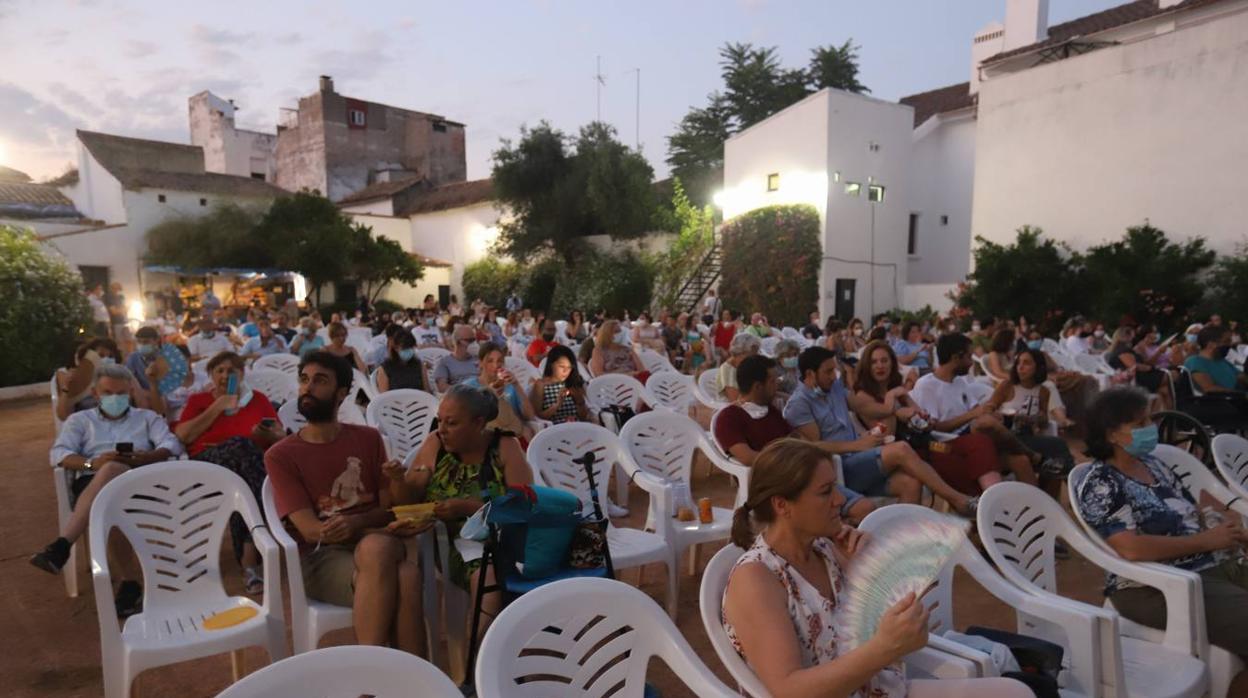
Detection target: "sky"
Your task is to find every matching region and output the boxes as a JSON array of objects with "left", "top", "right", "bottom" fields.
[{"left": 0, "top": 0, "right": 1125, "bottom": 183}]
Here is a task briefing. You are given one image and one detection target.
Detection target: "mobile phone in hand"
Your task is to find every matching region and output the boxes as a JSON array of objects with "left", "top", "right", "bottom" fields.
[
  {"left": 226, "top": 373, "right": 239, "bottom": 395},
  {"left": 116, "top": 442, "right": 134, "bottom": 454}
]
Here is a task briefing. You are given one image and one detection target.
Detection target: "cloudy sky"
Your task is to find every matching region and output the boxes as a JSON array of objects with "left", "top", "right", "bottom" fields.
[{"left": 0, "top": 0, "right": 1121, "bottom": 182}]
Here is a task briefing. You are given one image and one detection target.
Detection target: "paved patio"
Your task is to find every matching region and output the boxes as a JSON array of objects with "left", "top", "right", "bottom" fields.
[{"left": 1, "top": 396, "right": 1106, "bottom": 697}]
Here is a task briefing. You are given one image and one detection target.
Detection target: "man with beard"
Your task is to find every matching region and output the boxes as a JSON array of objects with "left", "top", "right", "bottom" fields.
[
  {"left": 910, "top": 333, "right": 1039, "bottom": 489},
  {"left": 264, "top": 351, "right": 430, "bottom": 657}
]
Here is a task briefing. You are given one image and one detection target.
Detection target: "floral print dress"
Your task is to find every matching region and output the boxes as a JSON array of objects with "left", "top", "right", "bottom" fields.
[{"left": 722, "top": 535, "right": 908, "bottom": 698}]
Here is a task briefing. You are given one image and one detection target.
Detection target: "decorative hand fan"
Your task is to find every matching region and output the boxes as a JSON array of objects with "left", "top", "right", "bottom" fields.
[
  {"left": 154, "top": 343, "right": 190, "bottom": 396},
  {"left": 832, "top": 513, "right": 968, "bottom": 651}
]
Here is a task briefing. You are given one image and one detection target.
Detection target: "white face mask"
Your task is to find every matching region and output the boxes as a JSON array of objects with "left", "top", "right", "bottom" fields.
[{"left": 740, "top": 401, "right": 769, "bottom": 419}]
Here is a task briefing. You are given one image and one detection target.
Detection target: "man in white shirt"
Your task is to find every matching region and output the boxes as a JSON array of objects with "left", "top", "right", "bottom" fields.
[
  {"left": 187, "top": 317, "right": 237, "bottom": 361},
  {"left": 30, "top": 365, "right": 183, "bottom": 615},
  {"left": 911, "top": 333, "right": 1038, "bottom": 487},
  {"left": 1061, "top": 317, "right": 1093, "bottom": 355},
  {"left": 412, "top": 313, "right": 444, "bottom": 348}
]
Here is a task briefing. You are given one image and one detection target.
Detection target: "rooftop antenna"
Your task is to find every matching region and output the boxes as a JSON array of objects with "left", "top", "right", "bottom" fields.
[
  {"left": 595, "top": 55, "right": 606, "bottom": 122},
  {"left": 632, "top": 67, "right": 640, "bottom": 150}
]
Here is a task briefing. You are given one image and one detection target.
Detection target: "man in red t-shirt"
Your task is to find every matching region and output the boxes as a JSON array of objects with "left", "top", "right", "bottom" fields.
[
  {"left": 526, "top": 319, "right": 560, "bottom": 367},
  {"left": 264, "top": 350, "right": 429, "bottom": 656},
  {"left": 713, "top": 355, "right": 872, "bottom": 523}
]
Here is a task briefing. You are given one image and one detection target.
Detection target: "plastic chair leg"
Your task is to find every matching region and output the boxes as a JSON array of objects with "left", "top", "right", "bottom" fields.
[
  {"left": 613, "top": 463, "right": 629, "bottom": 510},
  {"left": 63, "top": 542, "right": 79, "bottom": 598}
]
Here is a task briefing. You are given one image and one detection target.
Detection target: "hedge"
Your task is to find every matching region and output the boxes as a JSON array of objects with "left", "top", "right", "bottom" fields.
[{"left": 719, "top": 204, "right": 821, "bottom": 328}]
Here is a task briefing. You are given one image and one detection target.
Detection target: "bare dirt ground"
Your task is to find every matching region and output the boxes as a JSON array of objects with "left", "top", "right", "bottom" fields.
[{"left": 0, "top": 396, "right": 1104, "bottom": 697}]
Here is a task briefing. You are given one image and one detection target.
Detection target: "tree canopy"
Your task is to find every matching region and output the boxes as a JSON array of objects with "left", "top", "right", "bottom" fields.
[
  {"left": 667, "top": 40, "right": 868, "bottom": 205},
  {"left": 491, "top": 121, "right": 658, "bottom": 264}
]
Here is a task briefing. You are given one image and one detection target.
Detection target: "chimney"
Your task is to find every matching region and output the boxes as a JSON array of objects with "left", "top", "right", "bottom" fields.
[
  {"left": 1003, "top": 0, "right": 1049, "bottom": 51},
  {"left": 969, "top": 21, "right": 1005, "bottom": 95},
  {"left": 319, "top": 75, "right": 334, "bottom": 93}
]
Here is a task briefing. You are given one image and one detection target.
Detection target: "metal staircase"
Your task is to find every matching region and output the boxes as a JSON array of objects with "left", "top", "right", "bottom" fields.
[{"left": 674, "top": 237, "right": 722, "bottom": 316}]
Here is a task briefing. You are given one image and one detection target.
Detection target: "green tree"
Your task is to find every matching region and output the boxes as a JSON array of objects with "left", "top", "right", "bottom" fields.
[
  {"left": 145, "top": 203, "right": 270, "bottom": 269},
  {"left": 666, "top": 40, "right": 868, "bottom": 206},
  {"left": 491, "top": 121, "right": 656, "bottom": 264},
  {"left": 1, "top": 224, "right": 92, "bottom": 386},
  {"left": 254, "top": 191, "right": 358, "bottom": 305},
  {"left": 651, "top": 179, "right": 715, "bottom": 311},
  {"left": 1208, "top": 242, "right": 1248, "bottom": 321},
  {"left": 719, "top": 204, "right": 821, "bottom": 327},
  {"left": 348, "top": 226, "right": 425, "bottom": 305},
  {"left": 1082, "top": 224, "right": 1215, "bottom": 328},
  {"left": 463, "top": 258, "right": 524, "bottom": 309},
  {"left": 952, "top": 226, "right": 1089, "bottom": 334},
  {"left": 550, "top": 248, "right": 654, "bottom": 318}
]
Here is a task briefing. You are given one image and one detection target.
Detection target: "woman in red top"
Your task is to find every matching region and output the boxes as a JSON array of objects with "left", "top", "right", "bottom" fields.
[
  {"left": 176, "top": 351, "right": 286, "bottom": 593},
  {"left": 712, "top": 308, "right": 740, "bottom": 364}
]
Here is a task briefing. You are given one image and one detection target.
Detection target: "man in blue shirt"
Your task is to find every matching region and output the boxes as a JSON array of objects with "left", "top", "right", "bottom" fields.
[
  {"left": 1183, "top": 324, "right": 1248, "bottom": 430},
  {"left": 783, "top": 346, "right": 976, "bottom": 515}
]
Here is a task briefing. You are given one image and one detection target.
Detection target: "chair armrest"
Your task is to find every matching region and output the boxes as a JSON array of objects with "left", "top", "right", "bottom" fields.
[
  {"left": 911, "top": 638, "right": 994, "bottom": 679},
  {"left": 250, "top": 526, "right": 285, "bottom": 621}
]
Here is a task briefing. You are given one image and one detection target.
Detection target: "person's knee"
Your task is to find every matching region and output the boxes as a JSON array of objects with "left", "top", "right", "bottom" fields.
[
  {"left": 890, "top": 473, "right": 921, "bottom": 499},
  {"left": 354, "top": 533, "right": 403, "bottom": 570},
  {"left": 973, "top": 415, "right": 1001, "bottom": 431},
  {"left": 97, "top": 460, "right": 130, "bottom": 479},
  {"left": 881, "top": 441, "right": 916, "bottom": 464}
]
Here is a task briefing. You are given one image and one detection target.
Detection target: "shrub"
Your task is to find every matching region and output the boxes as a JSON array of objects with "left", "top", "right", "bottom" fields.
[
  {"left": 463, "top": 258, "right": 524, "bottom": 309},
  {"left": 1, "top": 224, "right": 93, "bottom": 387},
  {"left": 719, "top": 204, "right": 821, "bottom": 327},
  {"left": 1207, "top": 242, "right": 1248, "bottom": 323},
  {"left": 551, "top": 249, "right": 654, "bottom": 318},
  {"left": 520, "top": 256, "right": 564, "bottom": 313},
  {"left": 1081, "top": 224, "right": 1214, "bottom": 329}
]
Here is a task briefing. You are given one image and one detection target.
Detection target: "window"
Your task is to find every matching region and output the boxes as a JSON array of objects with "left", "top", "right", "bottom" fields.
[
  {"left": 766, "top": 173, "right": 780, "bottom": 192},
  {"left": 908, "top": 214, "right": 919, "bottom": 255},
  {"left": 432, "top": 120, "right": 448, "bottom": 133},
  {"left": 844, "top": 182, "right": 861, "bottom": 197},
  {"left": 199, "top": 198, "right": 207, "bottom": 207},
  {"left": 868, "top": 184, "right": 885, "bottom": 202},
  {"left": 832, "top": 171, "right": 840, "bottom": 183},
  {"left": 157, "top": 194, "right": 166, "bottom": 203},
  {"left": 941, "top": 215, "right": 949, "bottom": 226},
  {"left": 348, "top": 108, "right": 366, "bottom": 127},
  {"left": 250, "top": 172, "right": 266, "bottom": 181}
]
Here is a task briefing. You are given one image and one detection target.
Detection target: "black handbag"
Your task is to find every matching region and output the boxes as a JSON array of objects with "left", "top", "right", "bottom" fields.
[{"left": 966, "top": 626, "right": 1063, "bottom": 698}]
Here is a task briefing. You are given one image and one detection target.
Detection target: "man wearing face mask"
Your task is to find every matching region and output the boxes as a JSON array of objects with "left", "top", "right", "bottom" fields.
[
  {"left": 31, "top": 364, "right": 182, "bottom": 616},
  {"left": 290, "top": 316, "right": 327, "bottom": 358},
  {"left": 716, "top": 355, "right": 874, "bottom": 524},
  {"left": 188, "top": 317, "right": 236, "bottom": 361},
  {"left": 1185, "top": 325, "right": 1248, "bottom": 394},
  {"left": 240, "top": 318, "right": 289, "bottom": 359},
  {"left": 413, "top": 312, "right": 444, "bottom": 348},
  {"left": 434, "top": 326, "right": 481, "bottom": 392},
  {"left": 526, "top": 319, "right": 561, "bottom": 367}
]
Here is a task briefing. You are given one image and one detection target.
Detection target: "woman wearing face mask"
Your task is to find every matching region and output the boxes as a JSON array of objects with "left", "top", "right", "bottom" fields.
[
  {"left": 174, "top": 352, "right": 286, "bottom": 593},
  {"left": 1106, "top": 327, "right": 1173, "bottom": 410},
  {"left": 324, "top": 321, "right": 367, "bottom": 374},
  {"left": 843, "top": 317, "right": 867, "bottom": 354},
  {"left": 290, "top": 316, "right": 326, "bottom": 357},
  {"left": 1075, "top": 387, "right": 1248, "bottom": 674},
  {"left": 376, "top": 330, "right": 428, "bottom": 392},
  {"left": 773, "top": 339, "right": 803, "bottom": 399},
  {"left": 631, "top": 311, "right": 665, "bottom": 354}
]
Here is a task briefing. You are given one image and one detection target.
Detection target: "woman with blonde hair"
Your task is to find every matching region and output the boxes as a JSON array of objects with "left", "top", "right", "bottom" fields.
[
  {"left": 589, "top": 318, "right": 647, "bottom": 382},
  {"left": 723, "top": 438, "right": 1030, "bottom": 698}
]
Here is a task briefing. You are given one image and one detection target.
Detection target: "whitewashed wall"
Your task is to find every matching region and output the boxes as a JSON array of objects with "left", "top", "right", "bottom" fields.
[{"left": 908, "top": 112, "right": 976, "bottom": 285}]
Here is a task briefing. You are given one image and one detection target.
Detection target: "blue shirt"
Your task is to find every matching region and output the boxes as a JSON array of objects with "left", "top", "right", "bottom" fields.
[
  {"left": 1075, "top": 455, "right": 1225, "bottom": 594},
  {"left": 50, "top": 407, "right": 183, "bottom": 482},
  {"left": 783, "top": 382, "right": 857, "bottom": 443},
  {"left": 239, "top": 322, "right": 261, "bottom": 338},
  {"left": 894, "top": 339, "right": 931, "bottom": 370},
  {"left": 124, "top": 351, "right": 157, "bottom": 390},
  {"left": 1183, "top": 355, "right": 1240, "bottom": 390},
  {"left": 294, "top": 334, "right": 325, "bottom": 358},
  {"left": 241, "top": 334, "right": 289, "bottom": 357}
]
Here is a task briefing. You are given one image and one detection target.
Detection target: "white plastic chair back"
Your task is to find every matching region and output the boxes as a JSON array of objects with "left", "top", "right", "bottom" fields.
[
  {"left": 957, "top": 376, "right": 993, "bottom": 406},
  {"left": 365, "top": 389, "right": 438, "bottom": 463},
  {"left": 369, "top": 367, "right": 382, "bottom": 393},
  {"left": 277, "top": 399, "right": 306, "bottom": 434},
  {"left": 977, "top": 483, "right": 1079, "bottom": 595},
  {"left": 781, "top": 326, "right": 801, "bottom": 340},
  {"left": 554, "top": 319, "right": 567, "bottom": 339},
  {"left": 417, "top": 346, "right": 451, "bottom": 374},
  {"left": 345, "top": 333, "right": 372, "bottom": 360},
  {"left": 50, "top": 374, "right": 66, "bottom": 434},
  {"left": 526, "top": 423, "right": 619, "bottom": 511},
  {"left": 759, "top": 336, "right": 780, "bottom": 357},
  {"left": 218, "top": 645, "right": 460, "bottom": 698},
  {"left": 475, "top": 577, "right": 737, "bottom": 698},
  {"left": 699, "top": 545, "right": 773, "bottom": 697},
  {"left": 694, "top": 368, "right": 729, "bottom": 409},
  {"left": 1212, "top": 433, "right": 1248, "bottom": 499},
  {"left": 245, "top": 368, "right": 298, "bottom": 407},
  {"left": 637, "top": 347, "right": 675, "bottom": 374},
  {"left": 1041, "top": 338, "right": 1064, "bottom": 357},
  {"left": 351, "top": 368, "right": 379, "bottom": 403},
  {"left": 645, "top": 371, "right": 695, "bottom": 413},
  {"left": 253, "top": 353, "right": 299, "bottom": 376},
  {"left": 586, "top": 374, "right": 655, "bottom": 414},
  {"left": 503, "top": 355, "right": 540, "bottom": 389},
  {"left": 1074, "top": 353, "right": 1112, "bottom": 376},
  {"left": 1152, "top": 443, "right": 1248, "bottom": 517}
]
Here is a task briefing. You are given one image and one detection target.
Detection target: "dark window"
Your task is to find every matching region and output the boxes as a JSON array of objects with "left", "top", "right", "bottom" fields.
[
  {"left": 908, "top": 214, "right": 919, "bottom": 255},
  {"left": 250, "top": 172, "right": 266, "bottom": 181},
  {"left": 348, "top": 108, "right": 366, "bottom": 128},
  {"left": 432, "top": 120, "right": 448, "bottom": 133},
  {"left": 766, "top": 173, "right": 780, "bottom": 192},
  {"left": 199, "top": 198, "right": 207, "bottom": 207},
  {"left": 157, "top": 194, "right": 166, "bottom": 203},
  {"left": 941, "top": 215, "right": 949, "bottom": 226},
  {"left": 868, "top": 184, "right": 885, "bottom": 203}
]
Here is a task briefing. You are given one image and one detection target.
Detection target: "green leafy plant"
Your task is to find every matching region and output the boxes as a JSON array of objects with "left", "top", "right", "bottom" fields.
[
  {"left": 550, "top": 248, "right": 654, "bottom": 318},
  {"left": 719, "top": 204, "right": 821, "bottom": 327},
  {"left": 1207, "top": 241, "right": 1248, "bottom": 322},
  {"left": 463, "top": 258, "right": 524, "bottom": 310},
  {"left": 1, "top": 224, "right": 92, "bottom": 387},
  {"left": 651, "top": 179, "right": 715, "bottom": 312},
  {"left": 1082, "top": 224, "right": 1214, "bottom": 329}
]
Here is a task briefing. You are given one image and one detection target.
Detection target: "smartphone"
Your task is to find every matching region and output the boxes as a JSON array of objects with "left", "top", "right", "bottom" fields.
[
  {"left": 226, "top": 372, "right": 239, "bottom": 395},
  {"left": 116, "top": 442, "right": 134, "bottom": 454}
]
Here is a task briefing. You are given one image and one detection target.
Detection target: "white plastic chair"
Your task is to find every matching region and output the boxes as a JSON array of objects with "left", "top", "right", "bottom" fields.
[
  {"left": 637, "top": 347, "right": 676, "bottom": 374},
  {"left": 526, "top": 424, "right": 678, "bottom": 616},
  {"left": 418, "top": 347, "right": 452, "bottom": 394},
  {"left": 694, "top": 367, "right": 729, "bottom": 410},
  {"left": 50, "top": 373, "right": 65, "bottom": 434},
  {"left": 1074, "top": 353, "right": 1114, "bottom": 389},
  {"left": 503, "top": 355, "right": 540, "bottom": 390},
  {"left": 781, "top": 326, "right": 802, "bottom": 340},
  {"left": 759, "top": 336, "right": 781, "bottom": 357},
  {"left": 859, "top": 504, "right": 1111, "bottom": 695},
  {"left": 585, "top": 374, "right": 660, "bottom": 508},
  {"left": 277, "top": 399, "right": 306, "bottom": 434},
  {"left": 252, "top": 353, "right": 299, "bottom": 376},
  {"left": 618, "top": 412, "right": 750, "bottom": 575},
  {"left": 1212, "top": 433, "right": 1248, "bottom": 500},
  {"left": 1041, "top": 338, "right": 1064, "bottom": 357},
  {"left": 979, "top": 482, "right": 1210, "bottom": 698},
  {"left": 51, "top": 464, "right": 81, "bottom": 597},
  {"left": 217, "top": 644, "right": 460, "bottom": 698},
  {"left": 699, "top": 545, "right": 984, "bottom": 698},
  {"left": 956, "top": 376, "right": 994, "bottom": 406},
  {"left": 351, "top": 367, "right": 379, "bottom": 403},
  {"left": 475, "top": 577, "right": 736, "bottom": 697},
  {"left": 90, "top": 461, "right": 287, "bottom": 698},
  {"left": 245, "top": 368, "right": 298, "bottom": 407},
  {"left": 644, "top": 371, "right": 696, "bottom": 413},
  {"left": 365, "top": 388, "right": 438, "bottom": 463},
  {"left": 369, "top": 366, "right": 382, "bottom": 393},
  {"left": 1151, "top": 442, "right": 1248, "bottom": 518}
]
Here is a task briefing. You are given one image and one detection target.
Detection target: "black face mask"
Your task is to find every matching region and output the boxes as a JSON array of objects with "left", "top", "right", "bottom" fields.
[
  {"left": 1215, "top": 345, "right": 1232, "bottom": 360},
  {"left": 297, "top": 393, "right": 337, "bottom": 423},
  {"left": 542, "top": 332, "right": 556, "bottom": 342}
]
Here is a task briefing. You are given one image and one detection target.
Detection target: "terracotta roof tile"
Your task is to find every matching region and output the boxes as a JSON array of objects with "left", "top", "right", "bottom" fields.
[
  {"left": 0, "top": 181, "right": 80, "bottom": 218},
  {"left": 77, "top": 130, "right": 284, "bottom": 198},
  {"left": 338, "top": 177, "right": 426, "bottom": 205},
  {"left": 110, "top": 168, "right": 287, "bottom": 198},
  {"left": 396, "top": 178, "right": 495, "bottom": 216},
  {"left": 898, "top": 82, "right": 975, "bottom": 127}
]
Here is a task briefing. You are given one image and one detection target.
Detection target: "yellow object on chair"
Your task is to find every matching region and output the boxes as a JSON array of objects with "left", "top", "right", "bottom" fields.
[{"left": 203, "top": 606, "right": 259, "bottom": 630}]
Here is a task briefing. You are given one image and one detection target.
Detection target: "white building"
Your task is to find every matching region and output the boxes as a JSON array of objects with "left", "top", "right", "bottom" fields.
[
  {"left": 188, "top": 91, "right": 277, "bottom": 182},
  {"left": 721, "top": 89, "right": 915, "bottom": 322},
  {"left": 721, "top": 0, "right": 1248, "bottom": 319}
]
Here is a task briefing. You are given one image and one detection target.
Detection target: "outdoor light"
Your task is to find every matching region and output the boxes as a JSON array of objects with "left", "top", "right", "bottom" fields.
[
  {"left": 712, "top": 190, "right": 728, "bottom": 208},
  {"left": 127, "top": 299, "right": 144, "bottom": 322}
]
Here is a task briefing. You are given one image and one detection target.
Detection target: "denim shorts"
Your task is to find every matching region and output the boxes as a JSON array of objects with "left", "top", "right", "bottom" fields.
[{"left": 840, "top": 447, "right": 889, "bottom": 496}]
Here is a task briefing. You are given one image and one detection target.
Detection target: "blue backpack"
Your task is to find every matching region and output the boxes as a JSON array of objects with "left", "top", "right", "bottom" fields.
[{"left": 487, "top": 485, "right": 584, "bottom": 579}]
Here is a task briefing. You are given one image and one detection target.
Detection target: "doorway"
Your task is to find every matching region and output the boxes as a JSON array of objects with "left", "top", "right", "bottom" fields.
[{"left": 834, "top": 278, "right": 856, "bottom": 323}]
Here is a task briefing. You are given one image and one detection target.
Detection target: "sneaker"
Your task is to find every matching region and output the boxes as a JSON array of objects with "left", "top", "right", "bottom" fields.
[
  {"left": 243, "top": 567, "right": 264, "bottom": 595},
  {"left": 29, "top": 537, "right": 71, "bottom": 575},
  {"left": 115, "top": 580, "right": 143, "bottom": 619}
]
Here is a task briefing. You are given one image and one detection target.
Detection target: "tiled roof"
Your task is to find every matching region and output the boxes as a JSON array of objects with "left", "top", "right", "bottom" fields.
[
  {"left": 898, "top": 82, "right": 975, "bottom": 127},
  {"left": 983, "top": 0, "right": 1228, "bottom": 65},
  {"left": 338, "top": 177, "right": 426, "bottom": 205},
  {"left": 77, "top": 129, "right": 284, "bottom": 198},
  {"left": 396, "top": 178, "right": 495, "bottom": 216},
  {"left": 0, "top": 181, "right": 80, "bottom": 218},
  {"left": 109, "top": 168, "right": 286, "bottom": 198}
]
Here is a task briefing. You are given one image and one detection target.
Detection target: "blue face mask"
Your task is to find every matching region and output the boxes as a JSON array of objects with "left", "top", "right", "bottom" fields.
[
  {"left": 781, "top": 356, "right": 799, "bottom": 369},
  {"left": 1027, "top": 340, "right": 1042, "bottom": 350},
  {"left": 137, "top": 343, "right": 156, "bottom": 355},
  {"left": 398, "top": 348, "right": 416, "bottom": 362},
  {"left": 99, "top": 394, "right": 130, "bottom": 418},
  {"left": 1186, "top": 333, "right": 1199, "bottom": 344},
  {"left": 1124, "top": 424, "right": 1159, "bottom": 457}
]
